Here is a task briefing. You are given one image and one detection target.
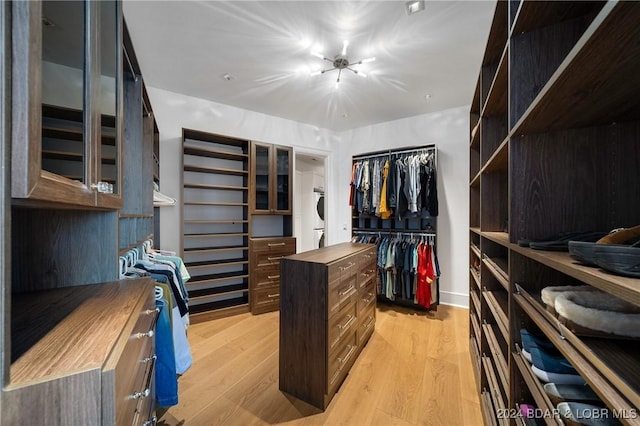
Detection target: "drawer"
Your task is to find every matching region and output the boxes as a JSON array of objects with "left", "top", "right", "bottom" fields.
[
  {"left": 328, "top": 272, "right": 357, "bottom": 318},
  {"left": 253, "top": 266, "right": 282, "bottom": 288},
  {"left": 328, "top": 254, "right": 358, "bottom": 283},
  {"left": 114, "top": 305, "right": 157, "bottom": 426},
  {"left": 327, "top": 330, "right": 358, "bottom": 395},
  {"left": 252, "top": 286, "right": 280, "bottom": 313},
  {"left": 254, "top": 251, "right": 288, "bottom": 269},
  {"left": 358, "top": 246, "right": 377, "bottom": 268},
  {"left": 357, "top": 261, "right": 377, "bottom": 289},
  {"left": 133, "top": 363, "right": 156, "bottom": 426},
  {"left": 250, "top": 237, "right": 296, "bottom": 254},
  {"left": 357, "top": 281, "right": 376, "bottom": 317},
  {"left": 357, "top": 305, "right": 376, "bottom": 346},
  {"left": 328, "top": 299, "right": 357, "bottom": 352}
]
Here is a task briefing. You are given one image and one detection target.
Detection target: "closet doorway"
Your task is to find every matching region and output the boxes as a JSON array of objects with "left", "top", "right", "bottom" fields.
[{"left": 294, "top": 153, "right": 326, "bottom": 253}]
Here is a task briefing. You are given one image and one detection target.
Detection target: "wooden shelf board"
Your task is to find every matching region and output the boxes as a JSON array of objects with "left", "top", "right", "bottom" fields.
[
  {"left": 482, "top": 257, "right": 509, "bottom": 291},
  {"left": 484, "top": 290, "right": 509, "bottom": 342},
  {"left": 482, "top": 356, "right": 507, "bottom": 426},
  {"left": 514, "top": 293, "right": 640, "bottom": 414},
  {"left": 482, "top": 1, "right": 508, "bottom": 67},
  {"left": 187, "top": 272, "right": 249, "bottom": 285},
  {"left": 183, "top": 129, "right": 249, "bottom": 148},
  {"left": 470, "top": 171, "right": 481, "bottom": 188},
  {"left": 481, "top": 232, "right": 510, "bottom": 247},
  {"left": 470, "top": 243, "right": 482, "bottom": 258},
  {"left": 511, "top": 2, "right": 605, "bottom": 37},
  {"left": 184, "top": 220, "right": 248, "bottom": 225},
  {"left": 186, "top": 258, "right": 247, "bottom": 268},
  {"left": 511, "top": 246, "right": 640, "bottom": 308},
  {"left": 183, "top": 145, "right": 248, "bottom": 161},
  {"left": 183, "top": 183, "right": 248, "bottom": 191},
  {"left": 183, "top": 245, "right": 248, "bottom": 254},
  {"left": 512, "top": 351, "right": 560, "bottom": 426},
  {"left": 470, "top": 122, "right": 480, "bottom": 149},
  {"left": 470, "top": 289, "right": 482, "bottom": 316},
  {"left": 183, "top": 201, "right": 248, "bottom": 207},
  {"left": 481, "top": 390, "right": 498, "bottom": 426},
  {"left": 184, "top": 232, "right": 248, "bottom": 238},
  {"left": 512, "top": 3, "right": 640, "bottom": 136},
  {"left": 483, "top": 323, "right": 509, "bottom": 396},
  {"left": 470, "top": 268, "right": 481, "bottom": 291},
  {"left": 189, "top": 303, "right": 249, "bottom": 324},
  {"left": 470, "top": 227, "right": 482, "bottom": 236},
  {"left": 482, "top": 45, "right": 509, "bottom": 118},
  {"left": 471, "top": 310, "right": 481, "bottom": 341},
  {"left": 470, "top": 337, "right": 481, "bottom": 389},
  {"left": 183, "top": 164, "right": 248, "bottom": 176},
  {"left": 482, "top": 139, "right": 508, "bottom": 174},
  {"left": 188, "top": 283, "right": 248, "bottom": 299}
]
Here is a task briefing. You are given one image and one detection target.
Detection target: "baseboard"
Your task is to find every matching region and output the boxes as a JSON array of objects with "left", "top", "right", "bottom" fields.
[{"left": 440, "top": 291, "right": 469, "bottom": 308}]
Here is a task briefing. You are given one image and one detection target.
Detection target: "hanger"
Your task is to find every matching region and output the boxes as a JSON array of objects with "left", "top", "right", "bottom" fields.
[{"left": 155, "top": 285, "right": 164, "bottom": 301}]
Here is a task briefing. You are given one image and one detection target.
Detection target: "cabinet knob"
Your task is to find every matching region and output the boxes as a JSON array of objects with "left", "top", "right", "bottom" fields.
[{"left": 141, "top": 354, "right": 157, "bottom": 364}]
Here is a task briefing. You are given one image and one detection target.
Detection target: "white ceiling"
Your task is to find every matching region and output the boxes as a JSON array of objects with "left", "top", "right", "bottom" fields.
[{"left": 123, "top": 1, "right": 496, "bottom": 132}]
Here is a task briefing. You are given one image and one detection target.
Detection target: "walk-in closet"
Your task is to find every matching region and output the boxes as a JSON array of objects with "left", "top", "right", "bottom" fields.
[{"left": 3, "top": 1, "right": 638, "bottom": 425}]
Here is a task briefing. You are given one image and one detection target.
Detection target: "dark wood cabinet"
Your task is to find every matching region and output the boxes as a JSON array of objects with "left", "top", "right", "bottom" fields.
[
  {"left": 250, "top": 142, "right": 292, "bottom": 215},
  {"left": 470, "top": 1, "right": 640, "bottom": 424},
  {"left": 279, "top": 242, "right": 376, "bottom": 410},
  {"left": 11, "top": 0, "right": 123, "bottom": 209},
  {"left": 249, "top": 236, "right": 296, "bottom": 315}
]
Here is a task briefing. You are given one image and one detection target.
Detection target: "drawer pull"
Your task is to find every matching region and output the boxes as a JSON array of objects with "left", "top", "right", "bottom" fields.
[
  {"left": 339, "top": 285, "right": 355, "bottom": 297},
  {"left": 364, "top": 317, "right": 375, "bottom": 329},
  {"left": 338, "top": 314, "right": 356, "bottom": 334},
  {"left": 338, "top": 345, "right": 356, "bottom": 365},
  {"left": 133, "top": 330, "right": 154, "bottom": 339},
  {"left": 362, "top": 296, "right": 372, "bottom": 304},
  {"left": 339, "top": 262, "right": 356, "bottom": 271},
  {"left": 268, "top": 242, "right": 286, "bottom": 247},
  {"left": 143, "top": 307, "right": 160, "bottom": 316},
  {"left": 267, "top": 293, "right": 280, "bottom": 298},
  {"left": 267, "top": 274, "right": 280, "bottom": 280},
  {"left": 361, "top": 272, "right": 370, "bottom": 278},
  {"left": 141, "top": 354, "right": 157, "bottom": 364},
  {"left": 142, "top": 416, "right": 158, "bottom": 426},
  {"left": 267, "top": 256, "right": 284, "bottom": 261},
  {"left": 130, "top": 387, "right": 151, "bottom": 400}
]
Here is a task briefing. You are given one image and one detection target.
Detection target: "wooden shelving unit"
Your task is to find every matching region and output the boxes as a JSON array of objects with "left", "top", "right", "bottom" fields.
[
  {"left": 182, "top": 129, "right": 250, "bottom": 322},
  {"left": 470, "top": 1, "right": 640, "bottom": 424}
]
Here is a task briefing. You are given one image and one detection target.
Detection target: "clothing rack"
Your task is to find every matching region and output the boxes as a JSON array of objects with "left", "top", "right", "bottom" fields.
[{"left": 351, "top": 143, "right": 440, "bottom": 311}]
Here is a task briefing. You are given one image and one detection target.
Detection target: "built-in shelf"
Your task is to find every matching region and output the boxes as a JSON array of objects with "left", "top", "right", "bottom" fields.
[
  {"left": 183, "top": 183, "right": 248, "bottom": 191},
  {"left": 483, "top": 323, "right": 509, "bottom": 396},
  {"left": 183, "top": 164, "right": 248, "bottom": 176},
  {"left": 512, "top": 350, "right": 560, "bottom": 426},
  {"left": 481, "top": 232, "right": 509, "bottom": 247},
  {"left": 187, "top": 272, "right": 250, "bottom": 286},
  {"left": 185, "top": 258, "right": 247, "bottom": 268},
  {"left": 482, "top": 139, "right": 508, "bottom": 174},
  {"left": 484, "top": 290, "right": 509, "bottom": 341},
  {"left": 183, "top": 145, "right": 249, "bottom": 161},
  {"left": 482, "top": 256, "right": 509, "bottom": 290}
]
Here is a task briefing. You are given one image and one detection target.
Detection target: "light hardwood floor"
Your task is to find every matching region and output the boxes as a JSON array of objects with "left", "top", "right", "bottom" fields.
[{"left": 159, "top": 304, "right": 482, "bottom": 426}]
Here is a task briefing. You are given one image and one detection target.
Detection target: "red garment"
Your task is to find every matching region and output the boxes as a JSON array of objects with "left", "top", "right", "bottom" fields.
[{"left": 416, "top": 243, "right": 434, "bottom": 309}]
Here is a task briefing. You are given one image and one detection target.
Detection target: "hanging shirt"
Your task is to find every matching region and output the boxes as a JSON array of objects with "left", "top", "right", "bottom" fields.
[
  {"left": 371, "top": 159, "right": 381, "bottom": 214},
  {"left": 379, "top": 160, "right": 392, "bottom": 219}
]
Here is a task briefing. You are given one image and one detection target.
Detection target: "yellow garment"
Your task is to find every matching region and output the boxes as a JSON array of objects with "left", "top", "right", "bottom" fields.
[{"left": 379, "top": 160, "right": 393, "bottom": 219}]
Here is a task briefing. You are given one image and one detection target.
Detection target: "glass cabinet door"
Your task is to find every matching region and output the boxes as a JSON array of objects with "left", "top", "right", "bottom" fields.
[
  {"left": 41, "top": 0, "right": 87, "bottom": 186},
  {"left": 273, "top": 146, "right": 291, "bottom": 213},
  {"left": 253, "top": 144, "right": 271, "bottom": 212}
]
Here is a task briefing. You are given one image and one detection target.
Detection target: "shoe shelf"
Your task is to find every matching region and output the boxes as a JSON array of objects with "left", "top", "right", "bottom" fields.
[
  {"left": 482, "top": 139, "right": 508, "bottom": 175},
  {"left": 481, "top": 390, "right": 498, "bottom": 426},
  {"left": 470, "top": 171, "right": 481, "bottom": 188},
  {"left": 470, "top": 267, "right": 481, "bottom": 291},
  {"left": 481, "top": 44, "right": 508, "bottom": 130},
  {"left": 483, "top": 289, "right": 509, "bottom": 342},
  {"left": 471, "top": 242, "right": 482, "bottom": 259},
  {"left": 470, "top": 337, "right": 482, "bottom": 391},
  {"left": 482, "top": 232, "right": 510, "bottom": 247},
  {"left": 480, "top": 1, "right": 508, "bottom": 112},
  {"left": 511, "top": 349, "right": 561, "bottom": 426},
  {"left": 511, "top": 245, "right": 640, "bottom": 308},
  {"left": 484, "top": 323, "right": 509, "bottom": 395},
  {"left": 514, "top": 292, "right": 640, "bottom": 424},
  {"left": 471, "top": 227, "right": 482, "bottom": 236},
  {"left": 471, "top": 311, "right": 482, "bottom": 345},
  {"left": 482, "top": 256, "right": 508, "bottom": 291},
  {"left": 482, "top": 355, "right": 508, "bottom": 426},
  {"left": 515, "top": 284, "right": 640, "bottom": 412},
  {"left": 471, "top": 289, "right": 482, "bottom": 319}
]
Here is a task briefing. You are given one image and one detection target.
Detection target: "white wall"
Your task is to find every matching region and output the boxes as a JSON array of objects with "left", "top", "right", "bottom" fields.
[
  {"left": 149, "top": 86, "right": 469, "bottom": 307},
  {"left": 335, "top": 106, "right": 470, "bottom": 307}
]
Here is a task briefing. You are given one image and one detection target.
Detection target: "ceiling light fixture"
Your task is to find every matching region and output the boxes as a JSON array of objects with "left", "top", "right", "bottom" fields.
[
  {"left": 310, "top": 40, "right": 375, "bottom": 85},
  {"left": 405, "top": 1, "right": 425, "bottom": 15}
]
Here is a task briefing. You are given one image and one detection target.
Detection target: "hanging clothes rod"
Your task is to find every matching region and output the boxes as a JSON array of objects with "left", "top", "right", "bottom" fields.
[
  {"left": 391, "top": 147, "right": 435, "bottom": 157},
  {"left": 352, "top": 151, "right": 391, "bottom": 160},
  {"left": 353, "top": 230, "right": 436, "bottom": 237},
  {"left": 352, "top": 144, "right": 436, "bottom": 160}
]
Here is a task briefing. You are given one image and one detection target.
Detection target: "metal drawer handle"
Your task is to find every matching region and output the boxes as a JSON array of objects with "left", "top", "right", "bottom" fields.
[
  {"left": 267, "top": 256, "right": 284, "bottom": 261},
  {"left": 143, "top": 307, "right": 160, "bottom": 316},
  {"left": 267, "top": 293, "right": 280, "bottom": 298},
  {"left": 142, "top": 416, "right": 158, "bottom": 426},
  {"left": 364, "top": 317, "right": 375, "bottom": 329},
  {"left": 339, "top": 285, "right": 355, "bottom": 297},
  {"left": 141, "top": 354, "right": 157, "bottom": 364},
  {"left": 361, "top": 272, "right": 370, "bottom": 278},
  {"left": 338, "top": 314, "right": 356, "bottom": 334},
  {"left": 338, "top": 345, "right": 356, "bottom": 365},
  {"left": 133, "top": 330, "right": 154, "bottom": 339},
  {"left": 267, "top": 274, "right": 280, "bottom": 280},
  {"left": 129, "top": 387, "right": 151, "bottom": 400},
  {"left": 339, "top": 262, "right": 356, "bottom": 271},
  {"left": 268, "top": 242, "right": 286, "bottom": 247}
]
